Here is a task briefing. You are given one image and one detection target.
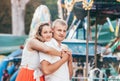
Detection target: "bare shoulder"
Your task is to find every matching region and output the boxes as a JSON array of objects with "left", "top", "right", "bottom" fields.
[
  {"left": 27, "top": 38, "right": 45, "bottom": 51},
  {"left": 28, "top": 38, "right": 41, "bottom": 45},
  {"left": 24, "top": 38, "right": 33, "bottom": 51},
  {"left": 26, "top": 38, "right": 39, "bottom": 49}
]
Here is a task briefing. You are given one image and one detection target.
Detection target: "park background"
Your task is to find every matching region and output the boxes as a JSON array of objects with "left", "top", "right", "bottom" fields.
[
  {"left": 0, "top": 0, "right": 57, "bottom": 34},
  {"left": 0, "top": 0, "right": 120, "bottom": 81}
]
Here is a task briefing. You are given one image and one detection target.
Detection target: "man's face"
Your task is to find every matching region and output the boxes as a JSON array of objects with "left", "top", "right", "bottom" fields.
[{"left": 53, "top": 23, "right": 67, "bottom": 42}]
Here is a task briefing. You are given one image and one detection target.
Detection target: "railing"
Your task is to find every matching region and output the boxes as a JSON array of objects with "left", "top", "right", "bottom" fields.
[{"left": 71, "top": 77, "right": 120, "bottom": 81}]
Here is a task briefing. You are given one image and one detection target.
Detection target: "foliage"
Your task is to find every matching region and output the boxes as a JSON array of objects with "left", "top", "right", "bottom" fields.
[
  {"left": 0, "top": 0, "right": 58, "bottom": 34},
  {"left": 0, "top": 0, "right": 11, "bottom": 33}
]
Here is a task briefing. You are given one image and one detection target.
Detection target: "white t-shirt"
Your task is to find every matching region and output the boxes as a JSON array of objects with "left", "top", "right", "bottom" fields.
[{"left": 39, "top": 38, "right": 70, "bottom": 81}]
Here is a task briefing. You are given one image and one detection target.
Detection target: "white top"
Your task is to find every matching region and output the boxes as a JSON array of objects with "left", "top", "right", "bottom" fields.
[
  {"left": 21, "top": 42, "right": 40, "bottom": 69},
  {"left": 20, "top": 42, "right": 42, "bottom": 81},
  {"left": 40, "top": 38, "right": 70, "bottom": 81}
]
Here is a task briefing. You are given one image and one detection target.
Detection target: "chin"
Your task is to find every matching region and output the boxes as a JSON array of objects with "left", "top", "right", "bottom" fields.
[{"left": 45, "top": 39, "right": 51, "bottom": 41}]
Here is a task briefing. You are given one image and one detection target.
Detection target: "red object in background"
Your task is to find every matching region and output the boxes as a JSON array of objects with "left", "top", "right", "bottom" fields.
[
  {"left": 116, "top": 45, "right": 120, "bottom": 51},
  {"left": 20, "top": 45, "right": 24, "bottom": 49}
]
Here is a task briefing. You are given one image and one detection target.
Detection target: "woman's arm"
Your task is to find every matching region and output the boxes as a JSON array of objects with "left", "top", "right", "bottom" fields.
[
  {"left": 28, "top": 38, "right": 61, "bottom": 56},
  {"left": 40, "top": 53, "right": 69, "bottom": 75}
]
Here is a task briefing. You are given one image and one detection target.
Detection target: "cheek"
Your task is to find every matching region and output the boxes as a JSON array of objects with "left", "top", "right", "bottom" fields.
[
  {"left": 42, "top": 35, "right": 45, "bottom": 39},
  {"left": 41, "top": 33, "right": 47, "bottom": 38},
  {"left": 41, "top": 32, "right": 44, "bottom": 36},
  {"left": 64, "top": 33, "right": 67, "bottom": 36},
  {"left": 50, "top": 34, "right": 53, "bottom": 37}
]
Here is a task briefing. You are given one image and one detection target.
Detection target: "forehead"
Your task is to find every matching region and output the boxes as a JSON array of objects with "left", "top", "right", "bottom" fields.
[
  {"left": 54, "top": 22, "right": 67, "bottom": 30},
  {"left": 42, "top": 25, "right": 51, "bottom": 30}
]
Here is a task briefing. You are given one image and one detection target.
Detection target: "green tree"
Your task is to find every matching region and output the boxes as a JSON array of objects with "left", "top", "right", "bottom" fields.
[
  {"left": 0, "top": 0, "right": 58, "bottom": 34},
  {"left": 0, "top": 0, "right": 11, "bottom": 33}
]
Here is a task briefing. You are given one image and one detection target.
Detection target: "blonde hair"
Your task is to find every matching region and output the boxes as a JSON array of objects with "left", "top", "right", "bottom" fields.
[{"left": 52, "top": 19, "right": 68, "bottom": 28}]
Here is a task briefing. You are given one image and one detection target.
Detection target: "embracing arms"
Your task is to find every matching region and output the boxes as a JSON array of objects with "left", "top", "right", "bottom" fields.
[
  {"left": 40, "top": 49, "right": 73, "bottom": 79},
  {"left": 28, "top": 38, "right": 61, "bottom": 56},
  {"left": 40, "top": 53, "right": 69, "bottom": 75}
]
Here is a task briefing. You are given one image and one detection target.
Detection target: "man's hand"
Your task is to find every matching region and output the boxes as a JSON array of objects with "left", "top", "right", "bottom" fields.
[{"left": 61, "top": 51, "right": 70, "bottom": 62}]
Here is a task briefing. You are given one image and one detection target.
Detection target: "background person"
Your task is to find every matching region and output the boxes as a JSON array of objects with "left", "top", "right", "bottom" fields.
[{"left": 1, "top": 69, "right": 10, "bottom": 81}]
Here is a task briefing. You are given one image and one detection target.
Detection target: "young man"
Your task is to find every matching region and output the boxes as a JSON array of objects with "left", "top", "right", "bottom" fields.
[{"left": 40, "top": 19, "right": 73, "bottom": 81}]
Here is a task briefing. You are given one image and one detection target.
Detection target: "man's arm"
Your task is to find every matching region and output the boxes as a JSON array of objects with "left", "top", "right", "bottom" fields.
[
  {"left": 62, "top": 44, "right": 73, "bottom": 79},
  {"left": 68, "top": 53, "right": 73, "bottom": 79},
  {"left": 40, "top": 53, "right": 69, "bottom": 75}
]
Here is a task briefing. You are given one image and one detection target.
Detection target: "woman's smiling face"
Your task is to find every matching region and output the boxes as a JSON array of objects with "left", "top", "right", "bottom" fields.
[{"left": 41, "top": 25, "right": 52, "bottom": 42}]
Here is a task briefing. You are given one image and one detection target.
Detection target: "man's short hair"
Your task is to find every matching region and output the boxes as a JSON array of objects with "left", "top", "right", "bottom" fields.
[{"left": 52, "top": 19, "right": 68, "bottom": 28}]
